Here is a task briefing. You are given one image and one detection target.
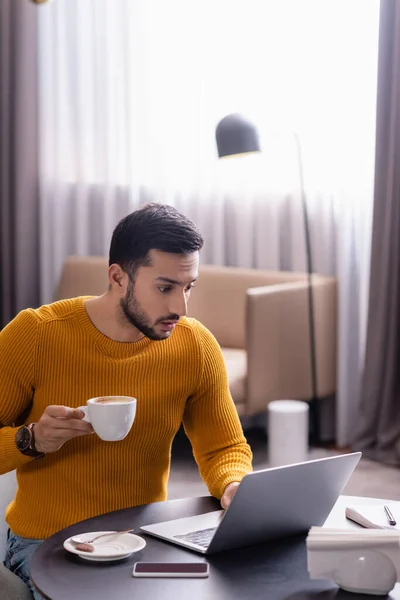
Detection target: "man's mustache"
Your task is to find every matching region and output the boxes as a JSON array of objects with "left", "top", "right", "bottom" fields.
[{"left": 155, "top": 314, "right": 180, "bottom": 324}]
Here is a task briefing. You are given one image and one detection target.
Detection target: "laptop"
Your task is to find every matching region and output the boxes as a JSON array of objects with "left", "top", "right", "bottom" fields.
[{"left": 140, "top": 452, "right": 361, "bottom": 554}]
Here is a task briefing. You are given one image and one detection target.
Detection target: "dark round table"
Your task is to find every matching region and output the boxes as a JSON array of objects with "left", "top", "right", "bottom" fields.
[{"left": 30, "top": 496, "right": 378, "bottom": 600}]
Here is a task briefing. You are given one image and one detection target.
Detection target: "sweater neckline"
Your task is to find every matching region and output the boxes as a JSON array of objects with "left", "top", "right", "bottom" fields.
[{"left": 74, "top": 297, "right": 153, "bottom": 359}]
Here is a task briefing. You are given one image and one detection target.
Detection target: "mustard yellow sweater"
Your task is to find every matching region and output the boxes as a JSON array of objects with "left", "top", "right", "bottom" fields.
[{"left": 0, "top": 297, "right": 252, "bottom": 539}]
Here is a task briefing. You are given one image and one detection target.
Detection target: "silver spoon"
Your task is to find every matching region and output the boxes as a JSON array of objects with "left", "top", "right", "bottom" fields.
[{"left": 71, "top": 528, "right": 134, "bottom": 545}]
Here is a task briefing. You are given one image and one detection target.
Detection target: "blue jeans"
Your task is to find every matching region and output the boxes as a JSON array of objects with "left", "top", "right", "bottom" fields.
[{"left": 4, "top": 529, "right": 44, "bottom": 600}]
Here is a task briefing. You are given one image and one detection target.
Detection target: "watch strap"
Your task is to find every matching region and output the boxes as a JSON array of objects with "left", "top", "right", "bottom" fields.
[{"left": 28, "top": 423, "right": 45, "bottom": 457}]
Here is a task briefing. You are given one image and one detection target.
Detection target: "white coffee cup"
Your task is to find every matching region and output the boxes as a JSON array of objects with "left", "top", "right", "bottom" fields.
[{"left": 77, "top": 396, "right": 137, "bottom": 441}]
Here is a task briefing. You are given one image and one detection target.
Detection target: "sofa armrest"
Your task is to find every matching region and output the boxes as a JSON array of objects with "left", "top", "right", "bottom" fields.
[
  {"left": 0, "top": 563, "right": 33, "bottom": 600},
  {"left": 245, "top": 277, "right": 336, "bottom": 415}
]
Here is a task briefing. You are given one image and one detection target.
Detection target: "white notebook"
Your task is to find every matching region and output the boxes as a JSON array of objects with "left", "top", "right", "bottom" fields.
[{"left": 345, "top": 502, "right": 400, "bottom": 530}]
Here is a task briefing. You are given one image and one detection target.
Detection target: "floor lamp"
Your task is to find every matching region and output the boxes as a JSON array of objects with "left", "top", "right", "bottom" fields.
[{"left": 215, "top": 113, "right": 320, "bottom": 443}]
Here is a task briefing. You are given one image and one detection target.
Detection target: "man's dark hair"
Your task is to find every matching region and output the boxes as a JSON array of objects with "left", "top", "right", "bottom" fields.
[{"left": 109, "top": 203, "right": 204, "bottom": 275}]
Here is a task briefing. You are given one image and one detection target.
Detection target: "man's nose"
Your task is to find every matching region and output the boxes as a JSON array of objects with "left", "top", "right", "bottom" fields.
[{"left": 169, "top": 292, "right": 188, "bottom": 318}]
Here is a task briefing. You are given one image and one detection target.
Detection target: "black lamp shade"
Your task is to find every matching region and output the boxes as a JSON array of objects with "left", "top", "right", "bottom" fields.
[{"left": 215, "top": 114, "right": 261, "bottom": 158}]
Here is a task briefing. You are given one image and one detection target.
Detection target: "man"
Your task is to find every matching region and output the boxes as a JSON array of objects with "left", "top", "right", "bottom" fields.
[{"left": 0, "top": 203, "right": 253, "bottom": 598}]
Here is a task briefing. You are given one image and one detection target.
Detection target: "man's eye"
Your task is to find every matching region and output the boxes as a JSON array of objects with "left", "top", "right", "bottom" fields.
[
  {"left": 186, "top": 284, "right": 196, "bottom": 293},
  {"left": 158, "top": 287, "right": 172, "bottom": 294}
]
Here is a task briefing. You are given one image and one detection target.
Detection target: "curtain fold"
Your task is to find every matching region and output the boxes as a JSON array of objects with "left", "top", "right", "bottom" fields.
[
  {"left": 0, "top": 0, "right": 40, "bottom": 328},
  {"left": 353, "top": 0, "right": 400, "bottom": 462}
]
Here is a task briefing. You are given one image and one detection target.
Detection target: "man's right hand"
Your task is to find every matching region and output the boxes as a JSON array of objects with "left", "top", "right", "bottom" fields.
[{"left": 33, "top": 405, "right": 94, "bottom": 453}]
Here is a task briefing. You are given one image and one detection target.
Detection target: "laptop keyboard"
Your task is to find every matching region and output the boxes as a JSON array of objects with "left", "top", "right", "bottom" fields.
[{"left": 174, "top": 527, "right": 217, "bottom": 548}]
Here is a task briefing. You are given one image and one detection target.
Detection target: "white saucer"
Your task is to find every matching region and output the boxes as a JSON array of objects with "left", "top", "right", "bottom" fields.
[{"left": 63, "top": 531, "right": 146, "bottom": 562}]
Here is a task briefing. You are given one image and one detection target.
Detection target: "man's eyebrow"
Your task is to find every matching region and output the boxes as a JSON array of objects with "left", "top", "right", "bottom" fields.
[{"left": 155, "top": 276, "right": 198, "bottom": 285}]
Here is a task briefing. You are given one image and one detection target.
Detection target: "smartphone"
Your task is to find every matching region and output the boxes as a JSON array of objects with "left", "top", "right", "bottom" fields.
[{"left": 132, "top": 562, "right": 209, "bottom": 578}]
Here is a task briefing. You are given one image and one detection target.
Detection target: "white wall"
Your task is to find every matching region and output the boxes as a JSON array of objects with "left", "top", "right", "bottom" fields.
[{"left": 0, "top": 471, "right": 16, "bottom": 558}]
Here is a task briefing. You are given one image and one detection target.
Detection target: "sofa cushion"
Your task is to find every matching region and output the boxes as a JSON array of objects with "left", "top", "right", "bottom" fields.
[{"left": 221, "top": 348, "right": 246, "bottom": 412}]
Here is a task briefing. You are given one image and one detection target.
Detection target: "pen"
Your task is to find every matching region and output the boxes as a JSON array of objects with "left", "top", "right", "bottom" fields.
[{"left": 384, "top": 505, "right": 397, "bottom": 526}]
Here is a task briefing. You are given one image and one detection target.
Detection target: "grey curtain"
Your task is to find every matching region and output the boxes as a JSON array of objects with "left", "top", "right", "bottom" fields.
[
  {"left": 352, "top": 0, "right": 400, "bottom": 464},
  {"left": 0, "top": 0, "right": 40, "bottom": 328}
]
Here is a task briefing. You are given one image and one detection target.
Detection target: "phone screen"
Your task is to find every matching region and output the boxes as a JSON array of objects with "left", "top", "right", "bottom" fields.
[{"left": 134, "top": 562, "right": 208, "bottom": 575}]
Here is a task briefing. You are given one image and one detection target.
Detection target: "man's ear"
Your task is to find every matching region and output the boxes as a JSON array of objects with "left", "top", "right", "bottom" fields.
[{"left": 108, "top": 264, "right": 128, "bottom": 292}]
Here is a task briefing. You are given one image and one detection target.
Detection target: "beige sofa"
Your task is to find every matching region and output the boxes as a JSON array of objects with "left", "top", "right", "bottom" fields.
[{"left": 56, "top": 256, "right": 337, "bottom": 416}]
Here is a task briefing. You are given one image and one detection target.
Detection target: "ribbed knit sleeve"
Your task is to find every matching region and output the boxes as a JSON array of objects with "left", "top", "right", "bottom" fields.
[
  {"left": 182, "top": 321, "right": 253, "bottom": 499},
  {"left": 0, "top": 310, "right": 38, "bottom": 473}
]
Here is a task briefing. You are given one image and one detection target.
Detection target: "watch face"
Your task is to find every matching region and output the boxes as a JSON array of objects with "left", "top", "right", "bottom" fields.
[{"left": 16, "top": 427, "right": 32, "bottom": 452}]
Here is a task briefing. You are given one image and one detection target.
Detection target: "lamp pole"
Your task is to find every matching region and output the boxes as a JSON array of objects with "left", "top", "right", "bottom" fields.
[
  {"left": 216, "top": 115, "right": 320, "bottom": 443},
  {"left": 293, "top": 133, "right": 319, "bottom": 443}
]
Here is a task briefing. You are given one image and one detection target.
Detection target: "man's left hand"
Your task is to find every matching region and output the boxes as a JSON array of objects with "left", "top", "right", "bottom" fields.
[{"left": 220, "top": 482, "right": 240, "bottom": 509}]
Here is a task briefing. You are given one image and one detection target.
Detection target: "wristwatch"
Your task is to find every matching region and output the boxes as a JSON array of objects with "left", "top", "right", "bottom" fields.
[{"left": 15, "top": 424, "right": 45, "bottom": 458}]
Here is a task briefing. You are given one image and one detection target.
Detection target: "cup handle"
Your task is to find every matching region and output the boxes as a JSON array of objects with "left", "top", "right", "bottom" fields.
[{"left": 77, "top": 406, "right": 91, "bottom": 424}]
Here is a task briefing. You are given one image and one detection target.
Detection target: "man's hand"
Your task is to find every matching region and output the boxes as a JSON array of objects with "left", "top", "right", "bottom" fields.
[
  {"left": 220, "top": 482, "right": 240, "bottom": 509},
  {"left": 33, "top": 405, "right": 94, "bottom": 454}
]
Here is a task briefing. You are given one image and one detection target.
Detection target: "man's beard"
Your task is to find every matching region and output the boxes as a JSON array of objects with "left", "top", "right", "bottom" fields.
[{"left": 120, "top": 279, "right": 179, "bottom": 341}]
